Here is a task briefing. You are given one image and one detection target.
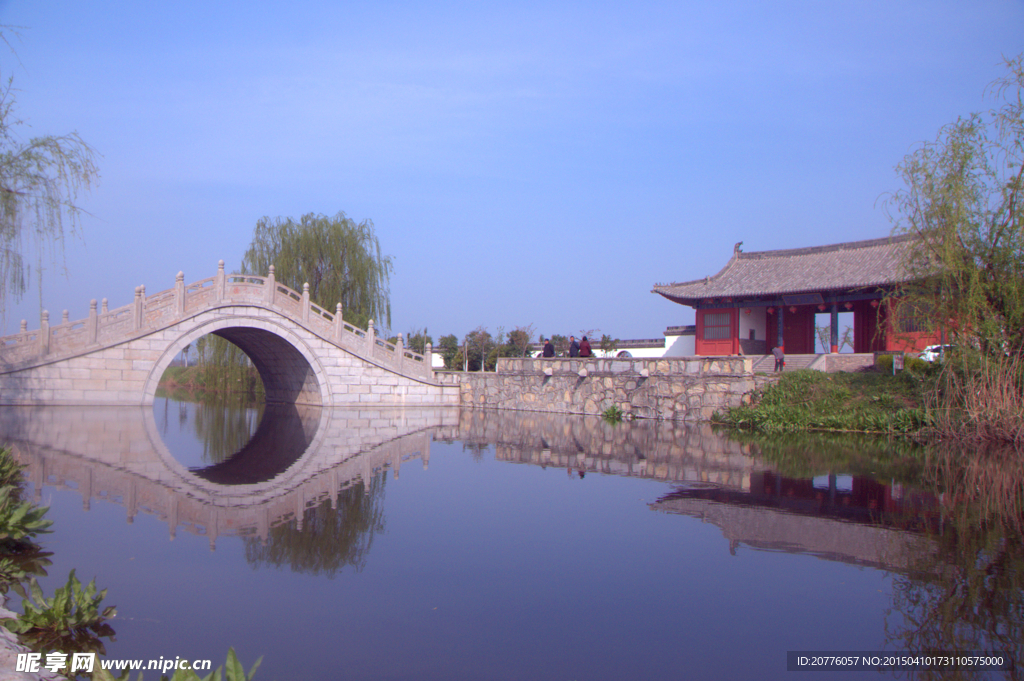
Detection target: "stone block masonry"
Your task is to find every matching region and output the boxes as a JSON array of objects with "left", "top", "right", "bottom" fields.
[{"left": 437, "top": 356, "right": 766, "bottom": 422}]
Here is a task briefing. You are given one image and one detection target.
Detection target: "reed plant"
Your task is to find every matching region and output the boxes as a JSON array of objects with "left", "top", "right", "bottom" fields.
[{"left": 926, "top": 353, "right": 1024, "bottom": 446}]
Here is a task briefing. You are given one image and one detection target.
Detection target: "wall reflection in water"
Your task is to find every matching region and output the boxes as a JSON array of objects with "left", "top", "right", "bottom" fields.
[{"left": 2, "top": 404, "right": 1023, "bottom": 673}]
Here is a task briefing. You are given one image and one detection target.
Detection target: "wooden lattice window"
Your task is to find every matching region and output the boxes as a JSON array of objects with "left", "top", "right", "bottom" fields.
[{"left": 703, "top": 312, "right": 732, "bottom": 340}]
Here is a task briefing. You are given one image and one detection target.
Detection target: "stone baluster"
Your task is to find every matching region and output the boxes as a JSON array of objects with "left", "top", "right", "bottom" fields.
[
  {"left": 215, "top": 260, "right": 225, "bottom": 302},
  {"left": 175, "top": 271, "right": 185, "bottom": 316},
  {"left": 88, "top": 300, "right": 98, "bottom": 344},
  {"left": 301, "top": 283, "right": 310, "bottom": 322},
  {"left": 425, "top": 342, "right": 433, "bottom": 379},
  {"left": 367, "top": 319, "right": 375, "bottom": 355},
  {"left": 19, "top": 320, "right": 26, "bottom": 333},
  {"left": 133, "top": 285, "right": 145, "bottom": 331},
  {"left": 265, "top": 265, "right": 276, "bottom": 305},
  {"left": 62, "top": 310, "right": 69, "bottom": 324},
  {"left": 39, "top": 310, "right": 49, "bottom": 355},
  {"left": 396, "top": 333, "right": 405, "bottom": 372},
  {"left": 334, "top": 303, "right": 343, "bottom": 342},
  {"left": 101, "top": 298, "right": 108, "bottom": 313}
]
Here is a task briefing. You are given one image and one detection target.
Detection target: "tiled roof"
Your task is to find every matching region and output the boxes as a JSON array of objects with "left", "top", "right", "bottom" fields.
[{"left": 652, "top": 234, "right": 919, "bottom": 305}]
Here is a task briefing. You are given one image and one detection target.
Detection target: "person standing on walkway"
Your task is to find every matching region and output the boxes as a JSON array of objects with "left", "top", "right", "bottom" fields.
[
  {"left": 568, "top": 336, "right": 580, "bottom": 357},
  {"left": 542, "top": 337, "right": 555, "bottom": 358},
  {"left": 772, "top": 345, "right": 785, "bottom": 372},
  {"left": 579, "top": 336, "right": 593, "bottom": 358}
]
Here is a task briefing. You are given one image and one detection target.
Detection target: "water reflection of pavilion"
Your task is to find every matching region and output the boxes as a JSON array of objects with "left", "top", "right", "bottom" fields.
[{"left": 651, "top": 471, "right": 939, "bottom": 571}]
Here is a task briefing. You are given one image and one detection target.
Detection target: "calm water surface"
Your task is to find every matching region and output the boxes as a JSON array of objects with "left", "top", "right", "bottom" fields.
[{"left": 1, "top": 397, "right": 1021, "bottom": 680}]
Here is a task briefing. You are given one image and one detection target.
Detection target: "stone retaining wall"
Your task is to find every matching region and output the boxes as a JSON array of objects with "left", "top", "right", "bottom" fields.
[{"left": 437, "top": 356, "right": 765, "bottom": 421}]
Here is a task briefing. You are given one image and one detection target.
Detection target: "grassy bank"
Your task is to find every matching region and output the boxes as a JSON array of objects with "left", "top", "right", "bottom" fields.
[{"left": 712, "top": 368, "right": 935, "bottom": 435}]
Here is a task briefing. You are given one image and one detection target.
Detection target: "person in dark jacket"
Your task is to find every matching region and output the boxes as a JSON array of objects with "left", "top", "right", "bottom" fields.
[
  {"left": 772, "top": 345, "right": 785, "bottom": 372},
  {"left": 578, "top": 336, "right": 592, "bottom": 358},
  {"left": 568, "top": 336, "right": 580, "bottom": 357},
  {"left": 542, "top": 338, "right": 555, "bottom": 357}
]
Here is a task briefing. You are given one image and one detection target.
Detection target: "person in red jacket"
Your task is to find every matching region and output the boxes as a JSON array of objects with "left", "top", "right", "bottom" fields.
[{"left": 578, "top": 336, "right": 593, "bottom": 357}]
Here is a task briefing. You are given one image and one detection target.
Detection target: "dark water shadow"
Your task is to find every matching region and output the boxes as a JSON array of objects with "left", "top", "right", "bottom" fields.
[{"left": 189, "top": 403, "right": 321, "bottom": 485}]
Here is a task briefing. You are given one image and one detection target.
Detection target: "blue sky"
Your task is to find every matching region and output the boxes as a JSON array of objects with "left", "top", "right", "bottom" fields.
[{"left": 1, "top": 1, "right": 1022, "bottom": 342}]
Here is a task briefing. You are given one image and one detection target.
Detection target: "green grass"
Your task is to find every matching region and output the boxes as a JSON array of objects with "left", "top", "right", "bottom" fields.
[{"left": 714, "top": 368, "right": 935, "bottom": 435}]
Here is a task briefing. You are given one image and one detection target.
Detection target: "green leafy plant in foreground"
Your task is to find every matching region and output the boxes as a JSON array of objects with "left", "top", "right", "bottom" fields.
[
  {"left": 94, "top": 648, "right": 262, "bottom": 681},
  {"left": 0, "top": 485, "right": 52, "bottom": 544},
  {"left": 2, "top": 569, "right": 116, "bottom": 656}
]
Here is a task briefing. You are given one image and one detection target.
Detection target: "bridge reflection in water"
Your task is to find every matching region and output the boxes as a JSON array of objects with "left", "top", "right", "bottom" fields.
[{"left": 0, "top": 406, "right": 935, "bottom": 573}]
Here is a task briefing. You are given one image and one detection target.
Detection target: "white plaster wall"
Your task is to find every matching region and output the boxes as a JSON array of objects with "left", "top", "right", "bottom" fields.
[
  {"left": 664, "top": 333, "right": 696, "bottom": 357},
  {"left": 738, "top": 307, "right": 767, "bottom": 343}
]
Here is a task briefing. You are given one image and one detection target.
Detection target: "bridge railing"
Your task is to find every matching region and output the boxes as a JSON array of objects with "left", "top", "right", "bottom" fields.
[{"left": 0, "top": 262, "right": 432, "bottom": 380}]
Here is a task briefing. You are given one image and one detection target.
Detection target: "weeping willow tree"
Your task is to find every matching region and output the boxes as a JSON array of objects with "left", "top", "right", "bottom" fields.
[
  {"left": 240, "top": 211, "right": 393, "bottom": 332},
  {"left": 0, "top": 29, "right": 100, "bottom": 326},
  {"left": 885, "top": 56, "right": 1024, "bottom": 444},
  {"left": 885, "top": 55, "right": 1024, "bottom": 360},
  {"left": 175, "top": 211, "right": 393, "bottom": 397}
]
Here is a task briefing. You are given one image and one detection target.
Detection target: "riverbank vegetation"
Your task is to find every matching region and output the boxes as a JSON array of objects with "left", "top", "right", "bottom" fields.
[{"left": 713, "top": 367, "right": 935, "bottom": 435}]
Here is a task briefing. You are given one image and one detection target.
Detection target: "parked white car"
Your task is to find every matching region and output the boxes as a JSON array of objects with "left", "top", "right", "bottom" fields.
[{"left": 919, "top": 344, "right": 955, "bottom": 362}]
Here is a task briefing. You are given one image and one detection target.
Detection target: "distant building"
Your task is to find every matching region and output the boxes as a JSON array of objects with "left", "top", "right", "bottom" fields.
[
  {"left": 652, "top": 235, "right": 941, "bottom": 356},
  {"left": 523, "top": 326, "right": 696, "bottom": 359}
]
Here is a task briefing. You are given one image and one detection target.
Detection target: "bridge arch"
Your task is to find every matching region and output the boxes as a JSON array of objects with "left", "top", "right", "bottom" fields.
[{"left": 143, "top": 308, "right": 333, "bottom": 407}]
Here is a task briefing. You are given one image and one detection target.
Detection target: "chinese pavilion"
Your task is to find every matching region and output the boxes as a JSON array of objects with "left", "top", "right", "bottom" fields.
[{"left": 651, "top": 234, "right": 939, "bottom": 356}]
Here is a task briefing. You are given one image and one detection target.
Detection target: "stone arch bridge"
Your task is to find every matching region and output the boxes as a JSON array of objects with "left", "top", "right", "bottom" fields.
[{"left": 0, "top": 263, "right": 457, "bottom": 407}]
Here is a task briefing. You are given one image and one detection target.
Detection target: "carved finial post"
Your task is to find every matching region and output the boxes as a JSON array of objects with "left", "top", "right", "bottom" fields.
[
  {"left": 40, "top": 310, "right": 50, "bottom": 356},
  {"left": 19, "top": 320, "right": 26, "bottom": 333},
  {"left": 175, "top": 271, "right": 185, "bottom": 316},
  {"left": 88, "top": 299, "right": 98, "bottom": 344},
  {"left": 266, "top": 265, "right": 276, "bottom": 305},
  {"left": 426, "top": 342, "right": 434, "bottom": 380},
  {"left": 334, "top": 303, "right": 343, "bottom": 342},
  {"left": 396, "top": 333, "right": 405, "bottom": 371},
  {"left": 62, "top": 310, "right": 69, "bottom": 324},
  {"left": 133, "top": 285, "right": 146, "bottom": 330},
  {"left": 216, "top": 260, "right": 225, "bottom": 302},
  {"left": 101, "top": 298, "right": 108, "bottom": 313},
  {"left": 301, "top": 282, "right": 310, "bottom": 322},
  {"left": 367, "top": 319, "right": 375, "bottom": 355}
]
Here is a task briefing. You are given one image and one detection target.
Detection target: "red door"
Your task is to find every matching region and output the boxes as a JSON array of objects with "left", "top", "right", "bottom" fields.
[{"left": 697, "top": 308, "right": 738, "bottom": 355}]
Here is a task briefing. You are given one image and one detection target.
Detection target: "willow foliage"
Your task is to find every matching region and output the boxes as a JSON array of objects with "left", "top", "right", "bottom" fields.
[
  {"left": 241, "top": 211, "right": 393, "bottom": 332},
  {"left": 0, "top": 30, "right": 100, "bottom": 323},
  {"left": 885, "top": 55, "right": 1024, "bottom": 359}
]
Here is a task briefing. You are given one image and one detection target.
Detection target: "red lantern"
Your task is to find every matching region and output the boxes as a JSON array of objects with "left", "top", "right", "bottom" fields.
[{"left": 766, "top": 307, "right": 774, "bottom": 315}]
